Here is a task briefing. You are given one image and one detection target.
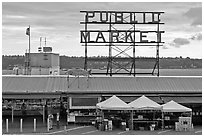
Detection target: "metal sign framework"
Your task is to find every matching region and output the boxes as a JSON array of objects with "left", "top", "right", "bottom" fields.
[{"left": 80, "top": 11, "right": 165, "bottom": 76}]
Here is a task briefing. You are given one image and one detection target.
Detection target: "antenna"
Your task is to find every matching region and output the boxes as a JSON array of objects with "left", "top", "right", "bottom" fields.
[
  {"left": 45, "top": 37, "right": 46, "bottom": 47},
  {"left": 38, "top": 37, "right": 42, "bottom": 53},
  {"left": 40, "top": 37, "right": 42, "bottom": 48},
  {"left": 43, "top": 37, "right": 48, "bottom": 60}
]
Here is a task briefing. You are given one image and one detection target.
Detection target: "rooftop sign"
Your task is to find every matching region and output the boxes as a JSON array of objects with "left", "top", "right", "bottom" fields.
[
  {"left": 80, "top": 11, "right": 165, "bottom": 45},
  {"left": 80, "top": 11, "right": 165, "bottom": 76}
]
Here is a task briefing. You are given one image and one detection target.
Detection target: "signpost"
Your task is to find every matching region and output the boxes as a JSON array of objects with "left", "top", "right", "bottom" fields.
[
  {"left": 34, "top": 118, "right": 36, "bottom": 132},
  {"left": 20, "top": 119, "right": 23, "bottom": 133},
  {"left": 6, "top": 119, "right": 8, "bottom": 133}
]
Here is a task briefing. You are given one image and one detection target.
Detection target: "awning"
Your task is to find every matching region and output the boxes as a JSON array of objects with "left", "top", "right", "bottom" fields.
[
  {"left": 128, "top": 95, "right": 162, "bottom": 110},
  {"left": 97, "top": 95, "right": 131, "bottom": 110},
  {"left": 162, "top": 100, "right": 192, "bottom": 112},
  {"left": 2, "top": 94, "right": 61, "bottom": 99},
  {"left": 119, "top": 96, "right": 163, "bottom": 104},
  {"left": 117, "top": 96, "right": 139, "bottom": 103},
  {"left": 161, "top": 96, "right": 202, "bottom": 104}
]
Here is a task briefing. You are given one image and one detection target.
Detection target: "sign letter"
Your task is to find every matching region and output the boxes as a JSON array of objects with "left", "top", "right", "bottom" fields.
[
  {"left": 115, "top": 12, "right": 123, "bottom": 23},
  {"left": 125, "top": 31, "right": 134, "bottom": 42},
  {"left": 111, "top": 31, "right": 119, "bottom": 42},
  {"left": 130, "top": 13, "right": 137, "bottom": 23},
  {"left": 96, "top": 31, "right": 106, "bottom": 42},
  {"left": 152, "top": 13, "right": 161, "bottom": 23},
  {"left": 81, "top": 31, "right": 90, "bottom": 43},
  {"left": 100, "top": 12, "right": 108, "bottom": 22},
  {"left": 140, "top": 32, "right": 148, "bottom": 43},
  {"left": 86, "top": 12, "right": 95, "bottom": 22}
]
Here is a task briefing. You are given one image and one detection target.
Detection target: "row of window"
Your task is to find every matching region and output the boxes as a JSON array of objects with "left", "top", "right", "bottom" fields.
[{"left": 192, "top": 111, "right": 202, "bottom": 116}]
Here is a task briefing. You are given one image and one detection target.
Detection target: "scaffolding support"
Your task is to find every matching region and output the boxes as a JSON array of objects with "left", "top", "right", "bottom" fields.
[
  {"left": 157, "top": 23, "right": 160, "bottom": 77},
  {"left": 107, "top": 14, "right": 112, "bottom": 76},
  {"left": 84, "top": 15, "right": 88, "bottom": 71}
]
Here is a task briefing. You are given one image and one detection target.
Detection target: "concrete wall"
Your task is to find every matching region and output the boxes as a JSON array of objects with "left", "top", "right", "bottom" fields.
[
  {"left": 30, "top": 67, "right": 60, "bottom": 75},
  {"left": 28, "top": 53, "right": 59, "bottom": 68}
]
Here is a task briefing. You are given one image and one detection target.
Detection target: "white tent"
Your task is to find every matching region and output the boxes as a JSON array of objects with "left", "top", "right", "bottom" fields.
[
  {"left": 162, "top": 100, "right": 192, "bottom": 112},
  {"left": 96, "top": 95, "right": 131, "bottom": 110},
  {"left": 128, "top": 95, "right": 162, "bottom": 110}
]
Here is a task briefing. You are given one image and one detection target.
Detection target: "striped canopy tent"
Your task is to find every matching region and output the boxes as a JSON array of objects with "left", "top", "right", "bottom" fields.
[
  {"left": 96, "top": 95, "right": 131, "bottom": 110},
  {"left": 162, "top": 100, "right": 192, "bottom": 112},
  {"left": 128, "top": 95, "right": 162, "bottom": 110}
]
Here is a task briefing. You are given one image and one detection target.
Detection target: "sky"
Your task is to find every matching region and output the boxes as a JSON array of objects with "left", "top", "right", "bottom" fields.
[{"left": 2, "top": 2, "right": 202, "bottom": 58}]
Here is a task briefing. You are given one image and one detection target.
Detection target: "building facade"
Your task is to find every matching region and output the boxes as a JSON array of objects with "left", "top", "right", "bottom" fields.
[{"left": 2, "top": 76, "right": 202, "bottom": 125}]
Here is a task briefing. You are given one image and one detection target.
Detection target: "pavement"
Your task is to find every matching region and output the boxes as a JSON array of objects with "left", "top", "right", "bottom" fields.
[
  {"left": 43, "top": 126, "right": 202, "bottom": 135},
  {"left": 2, "top": 116, "right": 202, "bottom": 135}
]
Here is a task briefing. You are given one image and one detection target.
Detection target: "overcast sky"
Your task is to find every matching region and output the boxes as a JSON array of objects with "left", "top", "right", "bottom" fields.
[{"left": 2, "top": 2, "right": 202, "bottom": 58}]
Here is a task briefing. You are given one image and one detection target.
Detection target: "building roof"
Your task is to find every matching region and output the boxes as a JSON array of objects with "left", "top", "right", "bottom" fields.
[{"left": 2, "top": 75, "right": 202, "bottom": 94}]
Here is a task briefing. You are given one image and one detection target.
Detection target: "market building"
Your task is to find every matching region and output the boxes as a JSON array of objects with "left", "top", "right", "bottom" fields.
[{"left": 2, "top": 75, "right": 202, "bottom": 129}]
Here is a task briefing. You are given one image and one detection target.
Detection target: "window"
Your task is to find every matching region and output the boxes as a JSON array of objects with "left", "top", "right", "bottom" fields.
[{"left": 70, "top": 97, "right": 98, "bottom": 109}]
